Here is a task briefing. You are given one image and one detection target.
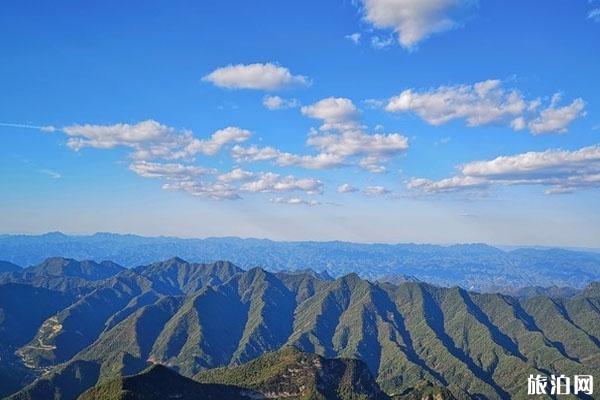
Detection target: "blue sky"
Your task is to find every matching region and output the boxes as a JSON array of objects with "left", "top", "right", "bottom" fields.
[{"left": 1, "top": 0, "right": 599, "bottom": 246}]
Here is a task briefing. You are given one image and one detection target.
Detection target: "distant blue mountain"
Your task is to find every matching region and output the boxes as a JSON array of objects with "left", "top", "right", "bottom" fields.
[{"left": 0, "top": 232, "right": 599, "bottom": 290}]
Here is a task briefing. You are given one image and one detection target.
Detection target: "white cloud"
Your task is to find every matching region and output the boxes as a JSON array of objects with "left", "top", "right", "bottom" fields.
[
  {"left": 231, "top": 131, "right": 408, "bottom": 172},
  {"left": 63, "top": 120, "right": 178, "bottom": 151},
  {"left": 217, "top": 168, "right": 255, "bottom": 182},
  {"left": 231, "top": 145, "right": 346, "bottom": 169},
  {"left": 38, "top": 169, "right": 61, "bottom": 179},
  {"left": 337, "top": 183, "right": 359, "bottom": 193},
  {"left": 364, "top": 185, "right": 391, "bottom": 196},
  {"left": 345, "top": 32, "right": 362, "bottom": 44},
  {"left": 301, "top": 97, "right": 360, "bottom": 131},
  {"left": 510, "top": 117, "right": 526, "bottom": 131},
  {"left": 358, "top": 157, "right": 387, "bottom": 173},
  {"left": 407, "top": 176, "right": 487, "bottom": 193},
  {"left": 307, "top": 129, "right": 409, "bottom": 158},
  {"left": 202, "top": 63, "right": 310, "bottom": 90},
  {"left": 184, "top": 126, "right": 251, "bottom": 156},
  {"left": 528, "top": 95, "right": 586, "bottom": 134},
  {"left": 0, "top": 122, "right": 57, "bottom": 132},
  {"left": 371, "top": 35, "right": 395, "bottom": 49},
  {"left": 162, "top": 180, "right": 241, "bottom": 200},
  {"left": 364, "top": 99, "right": 385, "bottom": 109},
  {"left": 385, "top": 80, "right": 585, "bottom": 134},
  {"left": 361, "top": 0, "right": 472, "bottom": 49},
  {"left": 270, "top": 197, "right": 321, "bottom": 206},
  {"left": 302, "top": 97, "right": 409, "bottom": 170},
  {"left": 129, "top": 161, "right": 214, "bottom": 180},
  {"left": 231, "top": 145, "right": 282, "bottom": 163},
  {"left": 61, "top": 120, "right": 250, "bottom": 161},
  {"left": 234, "top": 97, "right": 409, "bottom": 173},
  {"left": 385, "top": 80, "right": 526, "bottom": 126},
  {"left": 240, "top": 172, "right": 324, "bottom": 195},
  {"left": 407, "top": 144, "right": 600, "bottom": 194},
  {"left": 262, "top": 95, "right": 299, "bottom": 110}
]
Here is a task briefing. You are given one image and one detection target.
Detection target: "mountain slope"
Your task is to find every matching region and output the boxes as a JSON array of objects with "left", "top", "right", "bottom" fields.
[
  {"left": 0, "top": 283, "right": 76, "bottom": 396},
  {"left": 78, "top": 364, "right": 257, "bottom": 400},
  {"left": 0, "top": 258, "right": 124, "bottom": 294},
  {"left": 23, "top": 257, "right": 124, "bottom": 280},
  {"left": 7, "top": 259, "right": 600, "bottom": 400}
]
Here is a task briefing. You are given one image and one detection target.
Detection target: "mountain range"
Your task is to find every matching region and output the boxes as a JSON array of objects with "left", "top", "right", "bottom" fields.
[
  {"left": 2, "top": 232, "right": 600, "bottom": 291},
  {"left": 1, "top": 257, "right": 598, "bottom": 399}
]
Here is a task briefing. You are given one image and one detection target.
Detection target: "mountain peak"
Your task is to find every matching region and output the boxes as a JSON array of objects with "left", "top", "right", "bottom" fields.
[
  {"left": 165, "top": 256, "right": 188, "bottom": 264},
  {"left": 26, "top": 257, "right": 124, "bottom": 280},
  {"left": 196, "top": 347, "right": 388, "bottom": 400}
]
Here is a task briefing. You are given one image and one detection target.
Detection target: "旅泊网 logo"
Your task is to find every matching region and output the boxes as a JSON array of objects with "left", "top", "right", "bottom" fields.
[{"left": 527, "top": 374, "right": 593, "bottom": 396}]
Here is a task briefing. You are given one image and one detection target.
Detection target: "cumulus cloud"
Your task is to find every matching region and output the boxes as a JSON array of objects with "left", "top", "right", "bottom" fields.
[
  {"left": 162, "top": 180, "right": 241, "bottom": 200},
  {"left": 385, "top": 80, "right": 585, "bottom": 134},
  {"left": 364, "top": 185, "right": 391, "bottom": 196},
  {"left": 358, "top": 156, "right": 388, "bottom": 173},
  {"left": 270, "top": 197, "right": 321, "bottom": 206},
  {"left": 240, "top": 172, "right": 324, "bottom": 195},
  {"left": 184, "top": 126, "right": 251, "bottom": 156},
  {"left": 302, "top": 97, "right": 408, "bottom": 171},
  {"left": 385, "top": 80, "right": 526, "bottom": 126},
  {"left": 361, "top": 0, "right": 472, "bottom": 49},
  {"left": 337, "top": 183, "right": 359, "bottom": 193},
  {"left": 262, "top": 95, "right": 299, "bottom": 110},
  {"left": 129, "top": 161, "right": 215, "bottom": 180},
  {"left": 301, "top": 97, "right": 360, "bottom": 131},
  {"left": 61, "top": 120, "right": 250, "bottom": 161},
  {"left": 63, "top": 120, "right": 177, "bottom": 151},
  {"left": 528, "top": 95, "right": 586, "bottom": 134},
  {"left": 217, "top": 168, "right": 255, "bottom": 182},
  {"left": 202, "top": 63, "right": 310, "bottom": 90},
  {"left": 407, "top": 176, "right": 487, "bottom": 193},
  {"left": 407, "top": 144, "right": 600, "bottom": 195},
  {"left": 307, "top": 129, "right": 409, "bottom": 158},
  {"left": 233, "top": 97, "right": 409, "bottom": 173},
  {"left": 231, "top": 145, "right": 346, "bottom": 169}
]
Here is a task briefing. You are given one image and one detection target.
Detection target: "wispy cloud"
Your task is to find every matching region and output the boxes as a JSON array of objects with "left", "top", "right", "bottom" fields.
[
  {"left": 37, "top": 169, "right": 61, "bottom": 179},
  {"left": 262, "top": 95, "right": 299, "bottom": 110},
  {"left": 0, "top": 122, "right": 56, "bottom": 132},
  {"left": 345, "top": 32, "right": 362, "bottom": 44},
  {"left": 588, "top": 8, "right": 600, "bottom": 22},
  {"left": 270, "top": 196, "right": 322, "bottom": 206}
]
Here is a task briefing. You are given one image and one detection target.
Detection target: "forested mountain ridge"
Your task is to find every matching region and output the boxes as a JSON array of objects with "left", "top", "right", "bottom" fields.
[
  {"left": 79, "top": 347, "right": 393, "bottom": 400},
  {"left": 2, "top": 257, "right": 598, "bottom": 400}
]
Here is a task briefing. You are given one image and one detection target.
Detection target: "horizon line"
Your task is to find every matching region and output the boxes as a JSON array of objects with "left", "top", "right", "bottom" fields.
[{"left": 1, "top": 230, "right": 599, "bottom": 253}]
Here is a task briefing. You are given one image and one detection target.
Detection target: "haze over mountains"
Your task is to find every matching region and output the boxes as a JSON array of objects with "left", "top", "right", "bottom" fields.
[
  {"left": 2, "top": 232, "right": 600, "bottom": 291},
  {"left": 0, "top": 257, "right": 598, "bottom": 399}
]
